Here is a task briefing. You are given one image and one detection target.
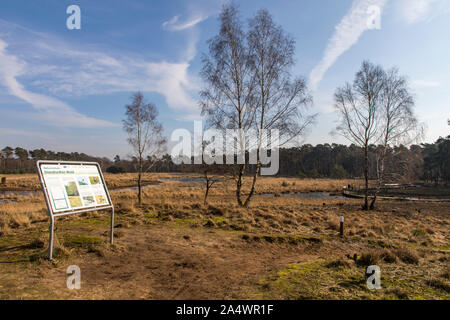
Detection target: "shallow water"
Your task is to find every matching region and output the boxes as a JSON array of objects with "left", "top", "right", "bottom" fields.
[
  {"left": 257, "top": 192, "right": 345, "bottom": 200},
  {"left": 110, "top": 184, "right": 161, "bottom": 193},
  {"left": 160, "top": 177, "right": 215, "bottom": 183},
  {"left": 0, "top": 182, "right": 162, "bottom": 199},
  {"left": 0, "top": 177, "right": 220, "bottom": 202},
  {"left": 0, "top": 190, "right": 41, "bottom": 197}
]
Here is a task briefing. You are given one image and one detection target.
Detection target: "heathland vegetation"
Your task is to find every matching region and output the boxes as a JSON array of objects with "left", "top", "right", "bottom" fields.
[
  {"left": 0, "top": 173, "right": 449, "bottom": 299},
  {"left": 0, "top": 4, "right": 449, "bottom": 300}
]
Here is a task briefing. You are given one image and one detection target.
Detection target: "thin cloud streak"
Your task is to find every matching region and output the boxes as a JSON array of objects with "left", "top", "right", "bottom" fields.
[
  {"left": 309, "top": 0, "right": 387, "bottom": 91},
  {"left": 162, "top": 14, "right": 208, "bottom": 31}
]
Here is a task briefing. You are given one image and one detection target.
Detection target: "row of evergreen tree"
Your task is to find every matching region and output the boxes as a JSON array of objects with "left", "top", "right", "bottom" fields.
[{"left": 1, "top": 136, "right": 449, "bottom": 185}]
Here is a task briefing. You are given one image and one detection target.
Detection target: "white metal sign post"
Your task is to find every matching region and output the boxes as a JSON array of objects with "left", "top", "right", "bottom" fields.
[{"left": 36, "top": 161, "right": 114, "bottom": 260}]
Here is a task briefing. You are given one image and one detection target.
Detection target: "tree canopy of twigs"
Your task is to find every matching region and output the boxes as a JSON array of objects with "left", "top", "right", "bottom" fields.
[
  {"left": 123, "top": 92, "right": 166, "bottom": 205},
  {"left": 200, "top": 4, "right": 315, "bottom": 207},
  {"left": 334, "top": 61, "right": 422, "bottom": 210}
]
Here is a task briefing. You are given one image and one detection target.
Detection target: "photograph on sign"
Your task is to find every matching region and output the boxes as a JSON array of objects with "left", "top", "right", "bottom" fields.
[{"left": 39, "top": 163, "right": 111, "bottom": 213}]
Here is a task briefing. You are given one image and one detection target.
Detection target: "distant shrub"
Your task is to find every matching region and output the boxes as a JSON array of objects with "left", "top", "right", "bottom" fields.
[
  {"left": 106, "top": 165, "right": 125, "bottom": 174},
  {"left": 331, "top": 165, "right": 348, "bottom": 179},
  {"left": 308, "top": 168, "right": 319, "bottom": 178},
  {"left": 298, "top": 171, "right": 307, "bottom": 179}
]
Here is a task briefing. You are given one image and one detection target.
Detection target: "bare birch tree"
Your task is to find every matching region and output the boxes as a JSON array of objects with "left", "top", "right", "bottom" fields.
[
  {"left": 370, "top": 68, "right": 422, "bottom": 208},
  {"left": 334, "top": 61, "right": 384, "bottom": 210},
  {"left": 243, "top": 9, "right": 314, "bottom": 207},
  {"left": 123, "top": 92, "right": 166, "bottom": 205},
  {"left": 200, "top": 4, "right": 314, "bottom": 207},
  {"left": 200, "top": 4, "right": 257, "bottom": 206}
]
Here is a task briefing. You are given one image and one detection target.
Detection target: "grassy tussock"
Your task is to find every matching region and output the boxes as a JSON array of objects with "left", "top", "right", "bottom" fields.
[
  {"left": 3, "top": 173, "right": 447, "bottom": 253},
  {"left": 393, "top": 247, "right": 420, "bottom": 264},
  {"left": 424, "top": 278, "right": 450, "bottom": 293},
  {"left": 357, "top": 248, "right": 419, "bottom": 266}
]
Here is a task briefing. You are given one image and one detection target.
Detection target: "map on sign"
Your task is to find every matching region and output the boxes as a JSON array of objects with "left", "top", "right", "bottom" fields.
[{"left": 39, "top": 163, "right": 111, "bottom": 213}]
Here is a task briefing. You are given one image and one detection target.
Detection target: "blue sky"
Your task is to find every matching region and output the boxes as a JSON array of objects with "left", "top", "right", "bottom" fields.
[{"left": 0, "top": 0, "right": 449, "bottom": 158}]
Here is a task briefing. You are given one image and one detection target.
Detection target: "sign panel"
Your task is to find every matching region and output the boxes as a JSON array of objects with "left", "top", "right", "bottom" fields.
[{"left": 38, "top": 163, "right": 111, "bottom": 213}]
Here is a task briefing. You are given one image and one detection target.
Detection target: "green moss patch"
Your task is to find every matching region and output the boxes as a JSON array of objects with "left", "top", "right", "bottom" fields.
[
  {"left": 248, "top": 259, "right": 450, "bottom": 300},
  {"left": 63, "top": 235, "right": 103, "bottom": 247}
]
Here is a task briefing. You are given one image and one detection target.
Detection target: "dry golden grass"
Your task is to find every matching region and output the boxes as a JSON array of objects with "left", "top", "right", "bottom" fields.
[
  {"left": 0, "top": 172, "right": 193, "bottom": 190},
  {"left": 0, "top": 171, "right": 364, "bottom": 191},
  {"left": 0, "top": 174, "right": 38, "bottom": 190},
  {"left": 0, "top": 173, "right": 448, "bottom": 300},
  {"left": 1, "top": 173, "right": 448, "bottom": 249}
]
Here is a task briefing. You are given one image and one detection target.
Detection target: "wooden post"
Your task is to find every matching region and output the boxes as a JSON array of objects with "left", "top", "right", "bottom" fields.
[{"left": 339, "top": 216, "right": 344, "bottom": 237}]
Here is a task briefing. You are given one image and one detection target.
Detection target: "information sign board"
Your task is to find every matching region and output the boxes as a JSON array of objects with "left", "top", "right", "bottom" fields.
[{"left": 36, "top": 161, "right": 114, "bottom": 260}]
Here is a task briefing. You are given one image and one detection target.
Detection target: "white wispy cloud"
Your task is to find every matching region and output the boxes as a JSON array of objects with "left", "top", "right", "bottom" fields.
[
  {"left": 412, "top": 79, "right": 440, "bottom": 88},
  {"left": 396, "top": 0, "right": 450, "bottom": 24},
  {"left": 162, "top": 14, "right": 208, "bottom": 31},
  {"left": 0, "top": 39, "right": 115, "bottom": 128},
  {"left": 309, "top": 0, "right": 388, "bottom": 90},
  {"left": 161, "top": 0, "right": 222, "bottom": 32},
  {"left": 0, "top": 19, "right": 201, "bottom": 124},
  {"left": 398, "top": 0, "right": 434, "bottom": 24}
]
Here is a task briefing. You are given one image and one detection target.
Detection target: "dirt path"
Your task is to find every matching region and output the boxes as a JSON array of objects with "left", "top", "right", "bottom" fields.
[{"left": 16, "top": 223, "right": 321, "bottom": 299}]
